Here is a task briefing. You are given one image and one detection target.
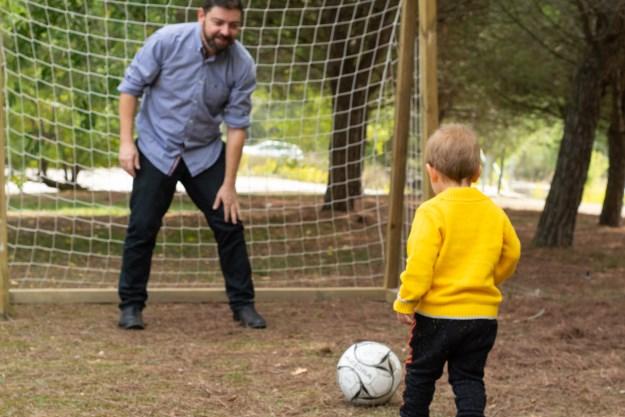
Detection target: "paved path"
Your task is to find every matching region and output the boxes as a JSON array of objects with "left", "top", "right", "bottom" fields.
[{"left": 7, "top": 168, "right": 619, "bottom": 216}]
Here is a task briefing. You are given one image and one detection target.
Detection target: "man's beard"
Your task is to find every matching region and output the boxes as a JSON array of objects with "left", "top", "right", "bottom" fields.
[{"left": 202, "top": 30, "right": 233, "bottom": 55}]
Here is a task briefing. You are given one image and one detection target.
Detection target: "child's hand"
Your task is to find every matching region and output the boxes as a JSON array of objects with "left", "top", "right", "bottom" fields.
[{"left": 396, "top": 312, "right": 415, "bottom": 326}]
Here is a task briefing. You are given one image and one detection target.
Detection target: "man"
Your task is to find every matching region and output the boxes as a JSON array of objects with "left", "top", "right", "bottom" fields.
[{"left": 116, "top": 0, "right": 266, "bottom": 330}]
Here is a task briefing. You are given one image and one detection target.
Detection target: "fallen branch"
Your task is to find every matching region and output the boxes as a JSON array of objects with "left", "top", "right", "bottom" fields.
[{"left": 513, "top": 308, "right": 546, "bottom": 323}]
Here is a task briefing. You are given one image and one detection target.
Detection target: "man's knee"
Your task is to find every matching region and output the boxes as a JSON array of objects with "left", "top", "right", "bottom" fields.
[
  {"left": 209, "top": 216, "right": 245, "bottom": 236},
  {"left": 127, "top": 214, "right": 163, "bottom": 241}
]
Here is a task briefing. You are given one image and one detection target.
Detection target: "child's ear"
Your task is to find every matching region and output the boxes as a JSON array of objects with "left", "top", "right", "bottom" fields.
[{"left": 426, "top": 163, "right": 438, "bottom": 182}]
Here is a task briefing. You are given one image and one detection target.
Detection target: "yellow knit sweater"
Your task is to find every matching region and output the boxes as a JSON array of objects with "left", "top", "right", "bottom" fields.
[{"left": 393, "top": 187, "right": 521, "bottom": 319}]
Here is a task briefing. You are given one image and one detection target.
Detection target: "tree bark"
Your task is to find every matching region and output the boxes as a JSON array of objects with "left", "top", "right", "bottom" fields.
[
  {"left": 322, "top": 1, "right": 396, "bottom": 211},
  {"left": 323, "top": 87, "right": 367, "bottom": 211},
  {"left": 533, "top": 6, "right": 625, "bottom": 246},
  {"left": 599, "top": 78, "right": 625, "bottom": 227},
  {"left": 497, "top": 151, "right": 505, "bottom": 195},
  {"left": 533, "top": 51, "right": 604, "bottom": 247}
]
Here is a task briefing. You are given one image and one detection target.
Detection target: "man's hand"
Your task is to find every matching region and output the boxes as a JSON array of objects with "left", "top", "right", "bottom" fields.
[
  {"left": 396, "top": 312, "right": 415, "bottom": 326},
  {"left": 213, "top": 184, "right": 240, "bottom": 224},
  {"left": 119, "top": 140, "right": 141, "bottom": 177}
]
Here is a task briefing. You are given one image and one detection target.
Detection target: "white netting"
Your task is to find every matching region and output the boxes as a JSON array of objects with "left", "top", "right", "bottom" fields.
[{"left": 0, "top": 0, "right": 421, "bottom": 289}]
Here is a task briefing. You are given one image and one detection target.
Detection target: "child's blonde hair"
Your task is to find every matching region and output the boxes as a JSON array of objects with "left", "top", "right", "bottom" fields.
[{"left": 425, "top": 124, "right": 481, "bottom": 182}]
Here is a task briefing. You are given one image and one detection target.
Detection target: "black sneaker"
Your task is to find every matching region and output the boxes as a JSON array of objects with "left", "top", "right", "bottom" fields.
[
  {"left": 233, "top": 305, "right": 267, "bottom": 329},
  {"left": 118, "top": 305, "right": 145, "bottom": 330}
]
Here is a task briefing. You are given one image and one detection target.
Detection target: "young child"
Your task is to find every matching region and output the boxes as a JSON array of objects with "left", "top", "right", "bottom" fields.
[{"left": 394, "top": 124, "right": 521, "bottom": 417}]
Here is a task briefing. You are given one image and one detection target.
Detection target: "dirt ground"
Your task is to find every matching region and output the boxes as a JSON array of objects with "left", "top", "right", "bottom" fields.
[{"left": 1, "top": 209, "right": 624, "bottom": 417}]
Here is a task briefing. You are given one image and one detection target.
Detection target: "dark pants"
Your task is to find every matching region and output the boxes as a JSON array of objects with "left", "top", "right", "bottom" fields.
[
  {"left": 118, "top": 149, "right": 255, "bottom": 311},
  {"left": 401, "top": 314, "right": 498, "bottom": 417}
]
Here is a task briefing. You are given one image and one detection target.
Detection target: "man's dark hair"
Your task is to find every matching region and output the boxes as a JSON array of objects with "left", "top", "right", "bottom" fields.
[{"left": 202, "top": 0, "right": 244, "bottom": 13}]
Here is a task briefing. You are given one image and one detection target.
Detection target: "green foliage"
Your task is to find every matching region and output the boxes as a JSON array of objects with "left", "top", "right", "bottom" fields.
[
  {"left": 241, "top": 154, "right": 327, "bottom": 184},
  {"left": 507, "top": 121, "right": 562, "bottom": 182},
  {"left": 366, "top": 104, "right": 394, "bottom": 162},
  {"left": 582, "top": 149, "right": 609, "bottom": 204},
  {"left": 250, "top": 88, "right": 333, "bottom": 153},
  {"left": 504, "top": 121, "right": 610, "bottom": 204},
  {"left": 362, "top": 163, "right": 389, "bottom": 192},
  {"left": 2, "top": 1, "right": 397, "bottom": 194},
  {"left": 437, "top": 0, "right": 582, "bottom": 182},
  {"left": 0, "top": 1, "right": 190, "bottom": 178}
]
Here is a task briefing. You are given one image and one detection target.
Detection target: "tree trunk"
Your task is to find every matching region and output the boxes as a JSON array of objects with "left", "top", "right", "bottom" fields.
[
  {"left": 323, "top": 88, "right": 367, "bottom": 211},
  {"left": 533, "top": 52, "right": 604, "bottom": 247},
  {"left": 533, "top": 3, "right": 625, "bottom": 246},
  {"left": 599, "top": 78, "right": 625, "bottom": 227},
  {"left": 321, "top": 1, "right": 396, "bottom": 211}
]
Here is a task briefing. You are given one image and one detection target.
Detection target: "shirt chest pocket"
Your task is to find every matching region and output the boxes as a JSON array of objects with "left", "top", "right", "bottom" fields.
[{"left": 203, "top": 82, "right": 230, "bottom": 115}]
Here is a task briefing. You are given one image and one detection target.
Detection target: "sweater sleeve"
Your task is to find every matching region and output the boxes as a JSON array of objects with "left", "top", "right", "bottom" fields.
[
  {"left": 493, "top": 214, "right": 521, "bottom": 285},
  {"left": 393, "top": 206, "right": 442, "bottom": 314}
]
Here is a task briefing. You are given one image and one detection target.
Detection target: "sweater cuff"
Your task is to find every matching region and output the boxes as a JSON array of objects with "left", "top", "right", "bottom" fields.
[{"left": 393, "top": 298, "right": 417, "bottom": 315}]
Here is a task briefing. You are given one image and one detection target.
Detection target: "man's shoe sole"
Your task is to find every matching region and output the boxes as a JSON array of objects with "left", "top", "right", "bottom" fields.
[
  {"left": 118, "top": 320, "right": 145, "bottom": 330},
  {"left": 118, "top": 310, "right": 145, "bottom": 330},
  {"left": 236, "top": 320, "right": 266, "bottom": 329},
  {"left": 233, "top": 313, "right": 266, "bottom": 329}
]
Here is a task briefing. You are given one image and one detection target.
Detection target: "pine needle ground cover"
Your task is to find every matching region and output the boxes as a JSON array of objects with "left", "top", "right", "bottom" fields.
[{"left": 1, "top": 210, "right": 624, "bottom": 417}]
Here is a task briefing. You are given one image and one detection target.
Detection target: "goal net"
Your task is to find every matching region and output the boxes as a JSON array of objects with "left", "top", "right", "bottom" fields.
[{"left": 0, "top": 0, "right": 422, "bottom": 293}]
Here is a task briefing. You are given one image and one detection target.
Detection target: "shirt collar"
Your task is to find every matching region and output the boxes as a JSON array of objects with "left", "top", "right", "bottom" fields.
[{"left": 193, "top": 23, "right": 203, "bottom": 52}]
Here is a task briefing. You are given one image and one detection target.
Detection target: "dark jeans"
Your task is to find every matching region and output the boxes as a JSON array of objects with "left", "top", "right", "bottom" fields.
[
  {"left": 401, "top": 314, "right": 498, "bottom": 417},
  {"left": 118, "top": 149, "right": 254, "bottom": 311}
]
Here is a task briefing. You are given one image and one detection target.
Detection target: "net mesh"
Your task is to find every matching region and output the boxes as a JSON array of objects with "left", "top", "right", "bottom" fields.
[{"left": 0, "top": 0, "right": 422, "bottom": 290}]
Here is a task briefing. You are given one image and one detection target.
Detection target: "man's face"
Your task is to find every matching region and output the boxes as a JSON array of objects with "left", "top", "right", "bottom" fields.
[{"left": 198, "top": 6, "right": 242, "bottom": 53}]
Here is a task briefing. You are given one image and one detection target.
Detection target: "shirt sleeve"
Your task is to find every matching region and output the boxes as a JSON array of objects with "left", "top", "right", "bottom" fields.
[
  {"left": 393, "top": 205, "right": 442, "bottom": 315},
  {"left": 223, "top": 58, "right": 256, "bottom": 129},
  {"left": 493, "top": 213, "right": 521, "bottom": 285},
  {"left": 118, "top": 32, "right": 166, "bottom": 97}
]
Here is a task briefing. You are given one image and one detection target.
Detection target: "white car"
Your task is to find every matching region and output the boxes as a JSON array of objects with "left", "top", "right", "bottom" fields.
[{"left": 243, "top": 140, "right": 304, "bottom": 161}]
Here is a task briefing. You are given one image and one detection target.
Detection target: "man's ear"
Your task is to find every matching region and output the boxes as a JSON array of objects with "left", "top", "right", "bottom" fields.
[{"left": 197, "top": 7, "right": 206, "bottom": 22}]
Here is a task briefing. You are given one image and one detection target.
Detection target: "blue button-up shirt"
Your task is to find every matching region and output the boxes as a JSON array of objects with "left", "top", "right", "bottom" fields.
[{"left": 118, "top": 22, "right": 256, "bottom": 176}]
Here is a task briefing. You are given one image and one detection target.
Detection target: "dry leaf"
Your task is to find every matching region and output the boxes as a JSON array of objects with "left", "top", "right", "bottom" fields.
[{"left": 290, "top": 367, "right": 308, "bottom": 376}]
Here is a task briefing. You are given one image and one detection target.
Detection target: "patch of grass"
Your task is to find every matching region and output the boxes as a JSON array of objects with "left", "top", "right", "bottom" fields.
[
  {"left": 241, "top": 155, "right": 328, "bottom": 184},
  {"left": 8, "top": 191, "right": 200, "bottom": 216},
  {"left": 223, "top": 369, "right": 251, "bottom": 385},
  {"left": 588, "top": 250, "right": 625, "bottom": 271}
]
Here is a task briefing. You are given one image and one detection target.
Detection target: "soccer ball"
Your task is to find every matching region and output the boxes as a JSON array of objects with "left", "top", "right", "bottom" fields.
[{"left": 336, "top": 341, "right": 403, "bottom": 405}]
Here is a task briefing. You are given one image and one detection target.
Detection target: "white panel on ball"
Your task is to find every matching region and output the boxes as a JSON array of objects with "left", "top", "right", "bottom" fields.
[{"left": 336, "top": 341, "right": 402, "bottom": 405}]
